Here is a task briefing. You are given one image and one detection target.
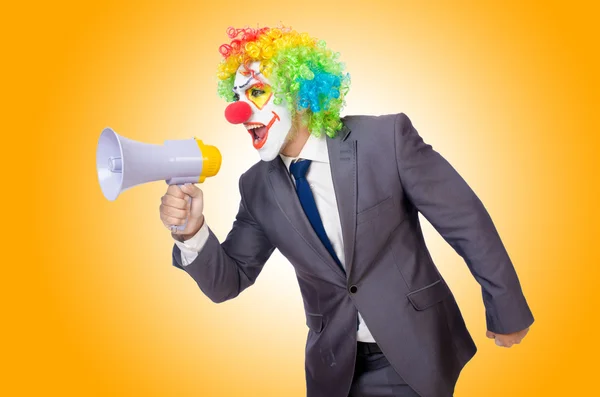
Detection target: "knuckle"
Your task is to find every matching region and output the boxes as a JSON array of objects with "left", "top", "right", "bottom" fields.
[{"left": 168, "top": 185, "right": 181, "bottom": 196}]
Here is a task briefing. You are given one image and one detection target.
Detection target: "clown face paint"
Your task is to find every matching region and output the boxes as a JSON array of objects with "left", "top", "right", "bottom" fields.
[{"left": 228, "top": 61, "right": 293, "bottom": 161}]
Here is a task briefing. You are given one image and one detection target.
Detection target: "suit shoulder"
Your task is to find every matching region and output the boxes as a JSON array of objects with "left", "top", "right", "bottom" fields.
[
  {"left": 341, "top": 113, "right": 406, "bottom": 139},
  {"left": 239, "top": 158, "right": 270, "bottom": 190}
]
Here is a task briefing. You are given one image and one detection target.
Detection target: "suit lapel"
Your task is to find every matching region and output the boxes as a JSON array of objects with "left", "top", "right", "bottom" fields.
[
  {"left": 268, "top": 156, "right": 347, "bottom": 282},
  {"left": 326, "top": 123, "right": 357, "bottom": 279}
]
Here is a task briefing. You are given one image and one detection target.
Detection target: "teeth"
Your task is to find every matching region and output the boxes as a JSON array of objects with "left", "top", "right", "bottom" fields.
[{"left": 245, "top": 124, "right": 264, "bottom": 130}]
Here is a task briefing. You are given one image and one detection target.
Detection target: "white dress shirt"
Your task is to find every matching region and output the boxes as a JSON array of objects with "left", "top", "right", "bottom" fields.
[{"left": 175, "top": 133, "right": 376, "bottom": 342}]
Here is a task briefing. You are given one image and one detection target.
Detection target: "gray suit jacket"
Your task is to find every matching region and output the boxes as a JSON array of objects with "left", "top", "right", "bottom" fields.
[{"left": 172, "top": 113, "right": 534, "bottom": 397}]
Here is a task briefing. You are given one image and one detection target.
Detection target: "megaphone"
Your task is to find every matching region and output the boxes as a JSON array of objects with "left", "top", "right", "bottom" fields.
[{"left": 96, "top": 127, "right": 222, "bottom": 230}]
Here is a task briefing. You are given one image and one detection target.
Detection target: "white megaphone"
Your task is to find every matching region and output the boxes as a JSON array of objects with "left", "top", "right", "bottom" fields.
[{"left": 96, "top": 127, "right": 222, "bottom": 230}]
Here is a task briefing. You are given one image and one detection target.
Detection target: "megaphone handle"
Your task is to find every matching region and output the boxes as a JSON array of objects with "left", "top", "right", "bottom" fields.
[{"left": 174, "top": 184, "right": 192, "bottom": 232}]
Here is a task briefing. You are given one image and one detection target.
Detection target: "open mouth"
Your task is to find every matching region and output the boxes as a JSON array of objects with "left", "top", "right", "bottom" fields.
[
  {"left": 244, "top": 112, "right": 280, "bottom": 150},
  {"left": 244, "top": 122, "right": 268, "bottom": 149}
]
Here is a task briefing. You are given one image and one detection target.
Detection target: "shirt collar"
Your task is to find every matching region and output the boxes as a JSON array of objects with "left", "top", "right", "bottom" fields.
[{"left": 279, "top": 133, "right": 329, "bottom": 171}]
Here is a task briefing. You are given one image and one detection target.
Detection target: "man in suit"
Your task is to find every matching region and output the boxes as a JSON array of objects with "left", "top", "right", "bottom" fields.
[{"left": 159, "top": 26, "right": 534, "bottom": 397}]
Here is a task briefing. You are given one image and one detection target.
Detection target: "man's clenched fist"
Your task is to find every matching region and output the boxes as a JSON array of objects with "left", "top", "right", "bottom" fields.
[
  {"left": 487, "top": 327, "right": 530, "bottom": 348},
  {"left": 159, "top": 184, "right": 205, "bottom": 241}
]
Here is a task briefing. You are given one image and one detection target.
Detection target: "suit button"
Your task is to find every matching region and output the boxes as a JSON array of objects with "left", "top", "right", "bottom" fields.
[{"left": 349, "top": 285, "right": 358, "bottom": 294}]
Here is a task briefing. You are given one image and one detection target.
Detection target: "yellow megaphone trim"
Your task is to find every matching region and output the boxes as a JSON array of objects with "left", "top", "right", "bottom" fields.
[{"left": 195, "top": 139, "right": 222, "bottom": 183}]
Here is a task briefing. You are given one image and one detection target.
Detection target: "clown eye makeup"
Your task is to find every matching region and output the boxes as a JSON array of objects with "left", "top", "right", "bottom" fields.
[
  {"left": 245, "top": 84, "right": 273, "bottom": 109},
  {"left": 232, "top": 92, "right": 240, "bottom": 102}
]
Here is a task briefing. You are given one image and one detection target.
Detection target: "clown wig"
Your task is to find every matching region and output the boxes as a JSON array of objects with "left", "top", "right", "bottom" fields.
[{"left": 216, "top": 26, "right": 351, "bottom": 138}]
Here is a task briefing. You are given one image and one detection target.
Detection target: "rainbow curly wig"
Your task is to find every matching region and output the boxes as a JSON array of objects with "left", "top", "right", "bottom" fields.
[{"left": 217, "top": 26, "right": 351, "bottom": 138}]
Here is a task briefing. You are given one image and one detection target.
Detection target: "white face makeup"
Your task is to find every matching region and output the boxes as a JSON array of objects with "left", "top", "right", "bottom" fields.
[{"left": 231, "top": 61, "right": 293, "bottom": 161}]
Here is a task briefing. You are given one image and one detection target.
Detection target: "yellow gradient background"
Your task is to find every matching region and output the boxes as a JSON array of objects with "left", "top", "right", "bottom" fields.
[{"left": 3, "top": 1, "right": 598, "bottom": 396}]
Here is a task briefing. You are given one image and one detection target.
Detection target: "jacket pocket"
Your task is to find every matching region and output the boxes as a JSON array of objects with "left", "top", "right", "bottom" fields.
[
  {"left": 406, "top": 279, "right": 451, "bottom": 311},
  {"left": 305, "top": 313, "right": 324, "bottom": 333},
  {"left": 357, "top": 195, "right": 394, "bottom": 225}
]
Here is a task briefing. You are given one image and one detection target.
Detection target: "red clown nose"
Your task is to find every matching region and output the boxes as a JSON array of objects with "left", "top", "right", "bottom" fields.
[{"left": 224, "top": 101, "right": 252, "bottom": 124}]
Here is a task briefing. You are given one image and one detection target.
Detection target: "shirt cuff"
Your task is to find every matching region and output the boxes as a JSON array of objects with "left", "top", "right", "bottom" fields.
[{"left": 174, "top": 220, "right": 210, "bottom": 266}]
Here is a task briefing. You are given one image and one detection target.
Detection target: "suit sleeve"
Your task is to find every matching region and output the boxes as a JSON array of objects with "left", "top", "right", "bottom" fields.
[
  {"left": 172, "top": 172, "right": 276, "bottom": 303},
  {"left": 174, "top": 220, "right": 210, "bottom": 266},
  {"left": 394, "top": 113, "right": 534, "bottom": 334}
]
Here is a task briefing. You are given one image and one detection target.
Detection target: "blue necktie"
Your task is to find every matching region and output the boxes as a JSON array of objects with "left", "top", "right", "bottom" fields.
[{"left": 290, "top": 159, "right": 344, "bottom": 272}]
